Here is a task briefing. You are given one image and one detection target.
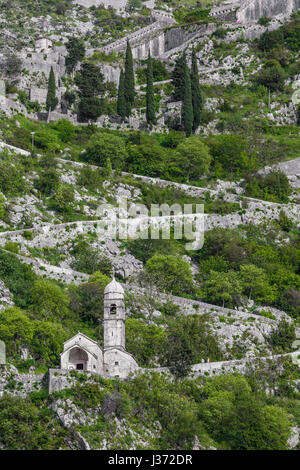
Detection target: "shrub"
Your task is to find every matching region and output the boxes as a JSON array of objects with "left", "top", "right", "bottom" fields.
[
  {"left": 0, "top": 160, "right": 25, "bottom": 196},
  {"left": 84, "top": 132, "right": 127, "bottom": 170}
]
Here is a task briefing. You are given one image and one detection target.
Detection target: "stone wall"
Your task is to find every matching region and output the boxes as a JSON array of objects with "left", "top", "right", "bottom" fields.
[
  {"left": 237, "top": 0, "right": 300, "bottom": 23},
  {"left": 0, "top": 365, "right": 45, "bottom": 398},
  {"left": 74, "top": 0, "right": 128, "bottom": 12}
]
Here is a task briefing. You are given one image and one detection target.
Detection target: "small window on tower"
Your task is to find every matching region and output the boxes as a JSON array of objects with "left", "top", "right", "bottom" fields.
[
  {"left": 115, "top": 361, "right": 119, "bottom": 366},
  {"left": 110, "top": 304, "right": 117, "bottom": 314}
]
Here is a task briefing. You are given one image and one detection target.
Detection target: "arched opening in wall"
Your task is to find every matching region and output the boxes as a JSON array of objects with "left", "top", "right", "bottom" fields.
[
  {"left": 110, "top": 304, "right": 117, "bottom": 315},
  {"left": 68, "top": 347, "right": 89, "bottom": 371}
]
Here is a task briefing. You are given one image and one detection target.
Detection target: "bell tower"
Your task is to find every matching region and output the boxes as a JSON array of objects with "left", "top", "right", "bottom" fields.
[{"left": 103, "top": 276, "right": 125, "bottom": 350}]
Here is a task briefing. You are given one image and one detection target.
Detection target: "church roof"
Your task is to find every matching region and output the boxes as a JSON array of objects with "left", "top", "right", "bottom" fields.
[{"left": 104, "top": 278, "right": 124, "bottom": 296}]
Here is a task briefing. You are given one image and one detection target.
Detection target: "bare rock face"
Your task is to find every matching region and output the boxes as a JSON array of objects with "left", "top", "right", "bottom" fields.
[
  {"left": 237, "top": 0, "right": 300, "bottom": 23},
  {"left": 0, "top": 280, "right": 14, "bottom": 311},
  {"left": 50, "top": 398, "right": 99, "bottom": 428}
]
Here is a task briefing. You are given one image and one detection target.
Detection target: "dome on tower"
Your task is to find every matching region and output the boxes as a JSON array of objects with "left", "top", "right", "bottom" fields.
[{"left": 104, "top": 278, "right": 124, "bottom": 297}]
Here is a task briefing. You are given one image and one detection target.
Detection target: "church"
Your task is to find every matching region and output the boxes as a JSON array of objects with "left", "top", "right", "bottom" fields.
[{"left": 60, "top": 277, "right": 139, "bottom": 379}]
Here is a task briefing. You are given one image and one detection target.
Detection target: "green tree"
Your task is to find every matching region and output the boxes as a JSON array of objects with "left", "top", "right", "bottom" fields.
[
  {"left": 176, "top": 136, "right": 211, "bottom": 181},
  {"left": 54, "top": 184, "right": 75, "bottom": 213},
  {"left": 75, "top": 63, "right": 105, "bottom": 122},
  {"left": 117, "top": 68, "right": 126, "bottom": 121},
  {"left": 126, "top": 318, "right": 166, "bottom": 367},
  {"left": 53, "top": 119, "right": 76, "bottom": 143},
  {"left": 71, "top": 241, "right": 112, "bottom": 276},
  {"left": 69, "top": 272, "right": 110, "bottom": 323},
  {"left": 240, "top": 264, "right": 275, "bottom": 303},
  {"left": 66, "top": 37, "right": 86, "bottom": 74},
  {"left": 0, "top": 396, "right": 55, "bottom": 450},
  {"left": 191, "top": 48, "right": 204, "bottom": 131},
  {"left": 267, "top": 320, "right": 296, "bottom": 353},
  {"left": 31, "top": 321, "right": 68, "bottom": 365},
  {"left": 124, "top": 40, "right": 135, "bottom": 116},
  {"left": 84, "top": 132, "right": 127, "bottom": 170},
  {"left": 35, "top": 167, "right": 59, "bottom": 195},
  {"left": 146, "top": 52, "right": 156, "bottom": 126},
  {"left": 0, "top": 307, "right": 34, "bottom": 356},
  {"left": 163, "top": 315, "right": 222, "bottom": 378},
  {"left": 30, "top": 280, "right": 70, "bottom": 321},
  {"left": 199, "top": 374, "right": 291, "bottom": 449},
  {"left": 127, "top": 0, "right": 142, "bottom": 10},
  {"left": 181, "top": 58, "right": 193, "bottom": 137},
  {"left": 204, "top": 270, "right": 243, "bottom": 307},
  {"left": 255, "top": 59, "right": 285, "bottom": 92},
  {"left": 145, "top": 254, "right": 194, "bottom": 295},
  {"left": 126, "top": 135, "right": 167, "bottom": 176},
  {"left": 46, "top": 67, "right": 58, "bottom": 112},
  {"left": 171, "top": 52, "right": 186, "bottom": 101}
]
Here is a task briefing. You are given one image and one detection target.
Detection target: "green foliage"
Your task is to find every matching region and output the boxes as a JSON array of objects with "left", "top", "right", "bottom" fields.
[
  {"left": 240, "top": 263, "right": 275, "bottom": 303},
  {"left": 71, "top": 240, "right": 112, "bottom": 276},
  {"left": 126, "top": 134, "right": 167, "bottom": 177},
  {"left": 0, "top": 395, "right": 66, "bottom": 450},
  {"left": 0, "top": 250, "right": 36, "bottom": 308},
  {"left": 258, "top": 29, "right": 284, "bottom": 52},
  {"left": 54, "top": 184, "right": 75, "bottom": 213},
  {"left": 84, "top": 132, "right": 127, "bottom": 170},
  {"left": 171, "top": 52, "right": 186, "bottom": 102},
  {"left": 136, "top": 58, "right": 170, "bottom": 84},
  {"left": 46, "top": 67, "right": 58, "bottom": 112},
  {"left": 0, "top": 160, "right": 25, "bottom": 196},
  {"left": 204, "top": 270, "right": 242, "bottom": 308},
  {"left": 198, "top": 375, "right": 291, "bottom": 450},
  {"left": 66, "top": 37, "right": 86, "bottom": 73},
  {"left": 0, "top": 307, "right": 34, "bottom": 356},
  {"left": 30, "top": 279, "right": 70, "bottom": 321},
  {"left": 181, "top": 57, "right": 193, "bottom": 137},
  {"left": 51, "top": 119, "right": 76, "bottom": 143},
  {"left": 267, "top": 320, "right": 296, "bottom": 353},
  {"left": 126, "top": 318, "right": 166, "bottom": 367},
  {"left": 125, "top": 237, "right": 184, "bottom": 264},
  {"left": 191, "top": 48, "right": 204, "bottom": 131},
  {"left": 75, "top": 63, "right": 105, "bottom": 122},
  {"left": 146, "top": 53, "right": 156, "bottom": 126},
  {"left": 175, "top": 136, "right": 211, "bottom": 180},
  {"left": 244, "top": 170, "right": 292, "bottom": 203},
  {"left": 258, "top": 17, "right": 271, "bottom": 27},
  {"left": 278, "top": 210, "right": 294, "bottom": 232},
  {"left": 145, "top": 253, "right": 194, "bottom": 296},
  {"left": 31, "top": 320, "right": 68, "bottom": 365},
  {"left": 255, "top": 60, "right": 285, "bottom": 92},
  {"left": 77, "top": 166, "right": 104, "bottom": 191},
  {"left": 117, "top": 68, "right": 126, "bottom": 122},
  {"left": 124, "top": 40, "right": 135, "bottom": 116},
  {"left": 205, "top": 134, "right": 251, "bottom": 178},
  {"left": 195, "top": 226, "right": 300, "bottom": 314},
  {"left": 162, "top": 315, "right": 222, "bottom": 378},
  {"left": 35, "top": 167, "right": 59, "bottom": 195},
  {"left": 69, "top": 272, "right": 110, "bottom": 323}
]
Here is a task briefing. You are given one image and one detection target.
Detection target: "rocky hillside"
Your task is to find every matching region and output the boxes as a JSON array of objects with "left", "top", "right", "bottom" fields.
[{"left": 0, "top": 0, "right": 299, "bottom": 451}]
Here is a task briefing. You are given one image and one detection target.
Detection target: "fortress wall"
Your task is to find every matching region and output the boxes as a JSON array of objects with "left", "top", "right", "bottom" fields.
[{"left": 237, "top": 0, "right": 300, "bottom": 22}]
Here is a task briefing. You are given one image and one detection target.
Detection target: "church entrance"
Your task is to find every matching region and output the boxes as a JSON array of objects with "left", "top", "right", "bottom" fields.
[{"left": 68, "top": 347, "right": 88, "bottom": 371}]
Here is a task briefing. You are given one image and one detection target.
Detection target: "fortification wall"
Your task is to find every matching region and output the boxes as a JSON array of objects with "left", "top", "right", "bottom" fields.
[
  {"left": 74, "top": 0, "right": 127, "bottom": 12},
  {"left": 237, "top": 0, "right": 300, "bottom": 23}
]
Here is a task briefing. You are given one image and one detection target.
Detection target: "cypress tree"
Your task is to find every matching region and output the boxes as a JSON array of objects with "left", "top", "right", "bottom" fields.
[
  {"left": 171, "top": 52, "right": 186, "bottom": 101},
  {"left": 181, "top": 58, "right": 193, "bottom": 138},
  {"left": 146, "top": 52, "right": 156, "bottom": 126},
  {"left": 46, "top": 67, "right": 58, "bottom": 112},
  {"left": 117, "top": 68, "right": 126, "bottom": 122},
  {"left": 124, "top": 40, "right": 135, "bottom": 117},
  {"left": 191, "top": 48, "right": 204, "bottom": 131}
]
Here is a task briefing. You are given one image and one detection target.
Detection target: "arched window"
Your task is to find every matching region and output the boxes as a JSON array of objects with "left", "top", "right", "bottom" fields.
[{"left": 110, "top": 304, "right": 117, "bottom": 314}]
